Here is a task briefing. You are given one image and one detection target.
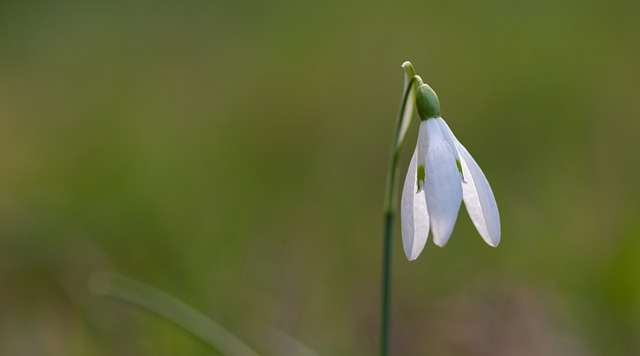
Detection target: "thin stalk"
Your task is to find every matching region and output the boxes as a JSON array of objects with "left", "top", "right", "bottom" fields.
[
  {"left": 380, "top": 210, "right": 394, "bottom": 356},
  {"left": 380, "top": 64, "right": 416, "bottom": 356}
]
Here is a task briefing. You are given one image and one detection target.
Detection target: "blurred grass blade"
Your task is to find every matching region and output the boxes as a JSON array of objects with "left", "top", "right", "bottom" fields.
[
  {"left": 89, "top": 272, "right": 260, "bottom": 356},
  {"left": 263, "top": 326, "right": 318, "bottom": 356}
]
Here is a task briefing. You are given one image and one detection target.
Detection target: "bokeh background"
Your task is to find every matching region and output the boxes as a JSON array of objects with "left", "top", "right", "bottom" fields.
[{"left": 1, "top": 0, "right": 639, "bottom": 355}]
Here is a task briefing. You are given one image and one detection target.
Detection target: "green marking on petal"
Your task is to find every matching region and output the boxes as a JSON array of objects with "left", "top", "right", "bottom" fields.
[
  {"left": 417, "top": 164, "right": 425, "bottom": 192},
  {"left": 456, "top": 159, "right": 467, "bottom": 183}
]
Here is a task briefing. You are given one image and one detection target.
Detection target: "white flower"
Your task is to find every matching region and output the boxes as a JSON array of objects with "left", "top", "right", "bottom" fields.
[{"left": 400, "top": 80, "right": 500, "bottom": 260}]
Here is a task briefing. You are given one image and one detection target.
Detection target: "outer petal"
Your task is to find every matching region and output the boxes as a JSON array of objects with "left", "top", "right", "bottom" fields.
[
  {"left": 435, "top": 117, "right": 460, "bottom": 163},
  {"left": 421, "top": 119, "right": 463, "bottom": 247},
  {"left": 455, "top": 142, "right": 501, "bottom": 246},
  {"left": 400, "top": 148, "right": 430, "bottom": 260}
]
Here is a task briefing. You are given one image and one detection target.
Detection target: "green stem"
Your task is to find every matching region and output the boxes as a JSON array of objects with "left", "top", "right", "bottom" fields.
[
  {"left": 380, "top": 210, "right": 394, "bottom": 356},
  {"left": 380, "top": 64, "right": 416, "bottom": 356}
]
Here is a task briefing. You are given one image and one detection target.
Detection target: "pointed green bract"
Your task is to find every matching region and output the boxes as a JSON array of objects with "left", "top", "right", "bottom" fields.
[{"left": 393, "top": 62, "right": 418, "bottom": 154}]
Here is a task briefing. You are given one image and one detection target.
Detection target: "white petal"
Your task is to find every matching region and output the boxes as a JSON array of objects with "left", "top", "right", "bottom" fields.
[
  {"left": 422, "top": 119, "right": 463, "bottom": 247},
  {"left": 456, "top": 142, "right": 501, "bottom": 247},
  {"left": 435, "top": 117, "right": 460, "bottom": 163},
  {"left": 400, "top": 148, "right": 429, "bottom": 260}
]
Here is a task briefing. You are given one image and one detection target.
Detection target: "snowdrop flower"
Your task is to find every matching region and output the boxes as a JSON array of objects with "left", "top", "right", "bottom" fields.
[{"left": 401, "top": 77, "right": 500, "bottom": 260}]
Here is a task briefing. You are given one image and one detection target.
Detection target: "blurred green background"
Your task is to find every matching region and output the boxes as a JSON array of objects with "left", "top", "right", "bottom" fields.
[{"left": 1, "top": 0, "right": 639, "bottom": 355}]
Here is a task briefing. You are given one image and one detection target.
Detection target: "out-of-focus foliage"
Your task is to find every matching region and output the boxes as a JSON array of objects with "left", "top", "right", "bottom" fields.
[{"left": 1, "top": 0, "right": 639, "bottom": 354}]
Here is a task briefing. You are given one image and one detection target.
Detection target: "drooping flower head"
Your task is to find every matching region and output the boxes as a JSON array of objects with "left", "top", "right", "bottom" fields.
[{"left": 401, "top": 75, "right": 500, "bottom": 260}]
